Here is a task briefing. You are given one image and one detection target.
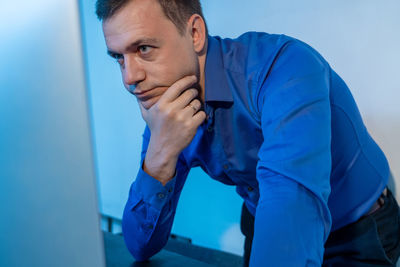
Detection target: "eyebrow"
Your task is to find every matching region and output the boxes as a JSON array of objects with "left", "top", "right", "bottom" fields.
[{"left": 107, "top": 38, "right": 160, "bottom": 57}]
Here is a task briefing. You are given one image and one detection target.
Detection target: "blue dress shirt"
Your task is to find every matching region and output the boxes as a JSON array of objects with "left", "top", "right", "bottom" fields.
[{"left": 122, "top": 32, "right": 390, "bottom": 265}]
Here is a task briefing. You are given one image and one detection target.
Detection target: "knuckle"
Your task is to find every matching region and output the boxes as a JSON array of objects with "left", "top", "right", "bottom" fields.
[
  {"left": 157, "top": 104, "right": 172, "bottom": 117},
  {"left": 165, "top": 108, "right": 175, "bottom": 118},
  {"left": 183, "top": 120, "right": 192, "bottom": 129},
  {"left": 175, "top": 112, "right": 185, "bottom": 122}
]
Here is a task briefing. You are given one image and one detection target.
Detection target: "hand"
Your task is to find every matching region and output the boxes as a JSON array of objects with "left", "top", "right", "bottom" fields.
[{"left": 138, "top": 75, "right": 206, "bottom": 184}]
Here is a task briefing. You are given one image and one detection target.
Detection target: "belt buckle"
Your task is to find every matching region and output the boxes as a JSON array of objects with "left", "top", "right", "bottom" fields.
[{"left": 366, "top": 187, "right": 387, "bottom": 215}]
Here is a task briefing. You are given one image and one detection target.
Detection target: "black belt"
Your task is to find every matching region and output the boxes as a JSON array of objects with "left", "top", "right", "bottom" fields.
[{"left": 366, "top": 187, "right": 387, "bottom": 215}]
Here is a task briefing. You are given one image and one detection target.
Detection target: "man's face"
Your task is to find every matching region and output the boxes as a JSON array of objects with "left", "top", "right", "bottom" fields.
[{"left": 102, "top": 0, "right": 200, "bottom": 109}]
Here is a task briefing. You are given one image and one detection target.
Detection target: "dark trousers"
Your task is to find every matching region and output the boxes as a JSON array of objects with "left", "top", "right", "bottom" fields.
[{"left": 240, "top": 189, "right": 400, "bottom": 266}]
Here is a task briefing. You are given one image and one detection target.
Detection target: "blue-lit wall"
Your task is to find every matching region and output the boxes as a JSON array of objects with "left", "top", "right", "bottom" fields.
[{"left": 79, "top": 0, "right": 400, "bottom": 255}]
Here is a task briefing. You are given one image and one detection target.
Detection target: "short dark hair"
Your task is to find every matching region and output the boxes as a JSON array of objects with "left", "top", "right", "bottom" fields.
[{"left": 95, "top": 0, "right": 208, "bottom": 35}]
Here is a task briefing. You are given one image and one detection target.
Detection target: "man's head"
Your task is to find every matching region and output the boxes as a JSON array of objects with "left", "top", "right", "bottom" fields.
[
  {"left": 96, "top": 0, "right": 207, "bottom": 36},
  {"left": 97, "top": 0, "right": 208, "bottom": 109}
]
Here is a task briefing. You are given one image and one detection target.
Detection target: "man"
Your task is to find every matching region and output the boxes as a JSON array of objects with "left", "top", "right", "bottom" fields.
[{"left": 96, "top": 0, "right": 400, "bottom": 265}]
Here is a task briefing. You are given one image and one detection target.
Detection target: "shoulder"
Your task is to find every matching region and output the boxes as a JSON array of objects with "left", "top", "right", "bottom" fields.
[
  {"left": 215, "top": 32, "right": 292, "bottom": 74},
  {"left": 216, "top": 32, "right": 329, "bottom": 80}
]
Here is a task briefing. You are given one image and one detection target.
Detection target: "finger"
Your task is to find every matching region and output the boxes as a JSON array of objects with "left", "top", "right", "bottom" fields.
[
  {"left": 183, "top": 99, "right": 202, "bottom": 116},
  {"left": 172, "top": 88, "right": 198, "bottom": 109},
  {"left": 159, "top": 75, "right": 197, "bottom": 104},
  {"left": 191, "top": 110, "right": 207, "bottom": 127}
]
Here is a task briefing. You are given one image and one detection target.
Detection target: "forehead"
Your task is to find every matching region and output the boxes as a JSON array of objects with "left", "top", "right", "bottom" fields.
[{"left": 102, "top": 0, "right": 178, "bottom": 50}]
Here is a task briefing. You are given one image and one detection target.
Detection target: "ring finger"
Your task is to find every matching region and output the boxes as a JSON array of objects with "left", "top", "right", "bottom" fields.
[{"left": 184, "top": 99, "right": 202, "bottom": 116}]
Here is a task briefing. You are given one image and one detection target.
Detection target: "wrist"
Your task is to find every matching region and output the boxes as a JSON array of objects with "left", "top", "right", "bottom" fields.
[
  {"left": 143, "top": 145, "right": 179, "bottom": 185},
  {"left": 142, "top": 158, "right": 177, "bottom": 185}
]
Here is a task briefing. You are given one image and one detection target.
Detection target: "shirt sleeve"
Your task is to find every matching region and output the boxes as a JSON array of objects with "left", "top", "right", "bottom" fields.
[
  {"left": 122, "top": 126, "right": 190, "bottom": 261},
  {"left": 252, "top": 40, "right": 333, "bottom": 266}
]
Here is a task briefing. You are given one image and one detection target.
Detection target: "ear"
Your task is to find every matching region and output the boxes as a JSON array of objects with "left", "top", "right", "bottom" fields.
[{"left": 187, "top": 14, "right": 207, "bottom": 54}]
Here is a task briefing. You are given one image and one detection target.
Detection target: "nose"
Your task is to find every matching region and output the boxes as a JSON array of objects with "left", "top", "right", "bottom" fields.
[{"left": 123, "top": 55, "right": 145, "bottom": 93}]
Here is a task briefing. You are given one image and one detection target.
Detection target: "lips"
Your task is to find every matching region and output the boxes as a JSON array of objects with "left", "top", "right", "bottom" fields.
[
  {"left": 133, "top": 86, "right": 168, "bottom": 102},
  {"left": 133, "top": 88, "right": 157, "bottom": 101}
]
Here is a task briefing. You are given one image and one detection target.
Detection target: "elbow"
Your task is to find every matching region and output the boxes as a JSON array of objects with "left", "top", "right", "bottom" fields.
[
  {"left": 122, "top": 210, "right": 161, "bottom": 261},
  {"left": 122, "top": 224, "right": 158, "bottom": 261},
  {"left": 121, "top": 197, "right": 172, "bottom": 261},
  {"left": 122, "top": 231, "right": 164, "bottom": 262},
  {"left": 127, "top": 245, "right": 155, "bottom": 262}
]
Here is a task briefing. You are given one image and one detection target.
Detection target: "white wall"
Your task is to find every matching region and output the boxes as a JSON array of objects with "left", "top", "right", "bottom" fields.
[{"left": 203, "top": 0, "right": 400, "bottom": 197}]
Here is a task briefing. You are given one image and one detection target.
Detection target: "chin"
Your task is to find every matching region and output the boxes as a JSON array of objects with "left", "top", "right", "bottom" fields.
[{"left": 140, "top": 97, "right": 161, "bottom": 110}]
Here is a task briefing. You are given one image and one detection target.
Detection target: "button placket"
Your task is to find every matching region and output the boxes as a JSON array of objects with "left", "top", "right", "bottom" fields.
[{"left": 204, "top": 104, "right": 215, "bottom": 133}]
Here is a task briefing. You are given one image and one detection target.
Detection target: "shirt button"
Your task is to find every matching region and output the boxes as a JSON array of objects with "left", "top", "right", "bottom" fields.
[
  {"left": 247, "top": 186, "right": 253, "bottom": 192},
  {"left": 223, "top": 164, "right": 229, "bottom": 170},
  {"left": 207, "top": 126, "right": 213, "bottom": 132},
  {"left": 168, "top": 188, "right": 172, "bottom": 193},
  {"left": 157, "top": 193, "right": 165, "bottom": 199},
  {"left": 147, "top": 224, "right": 154, "bottom": 230}
]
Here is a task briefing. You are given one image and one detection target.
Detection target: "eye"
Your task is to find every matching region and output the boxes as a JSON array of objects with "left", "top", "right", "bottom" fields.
[
  {"left": 111, "top": 53, "right": 124, "bottom": 65},
  {"left": 138, "top": 45, "right": 152, "bottom": 55}
]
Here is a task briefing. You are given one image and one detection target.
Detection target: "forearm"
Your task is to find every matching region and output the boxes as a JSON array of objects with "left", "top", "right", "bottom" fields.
[
  {"left": 250, "top": 176, "right": 330, "bottom": 266},
  {"left": 122, "top": 156, "right": 189, "bottom": 261},
  {"left": 143, "top": 137, "right": 179, "bottom": 186}
]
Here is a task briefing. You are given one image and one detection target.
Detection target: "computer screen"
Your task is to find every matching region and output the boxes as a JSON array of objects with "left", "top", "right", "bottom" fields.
[{"left": 0, "top": 1, "right": 105, "bottom": 266}]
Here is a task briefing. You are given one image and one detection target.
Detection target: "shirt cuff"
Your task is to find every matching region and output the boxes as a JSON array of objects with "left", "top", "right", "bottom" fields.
[{"left": 132, "top": 160, "right": 177, "bottom": 211}]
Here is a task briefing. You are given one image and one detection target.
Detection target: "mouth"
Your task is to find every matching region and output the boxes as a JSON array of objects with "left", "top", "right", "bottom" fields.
[
  {"left": 133, "top": 86, "right": 169, "bottom": 102},
  {"left": 133, "top": 89, "right": 155, "bottom": 101}
]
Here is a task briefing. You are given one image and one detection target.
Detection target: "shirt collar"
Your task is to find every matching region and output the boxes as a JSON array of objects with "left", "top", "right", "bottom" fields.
[{"left": 204, "top": 35, "right": 234, "bottom": 103}]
